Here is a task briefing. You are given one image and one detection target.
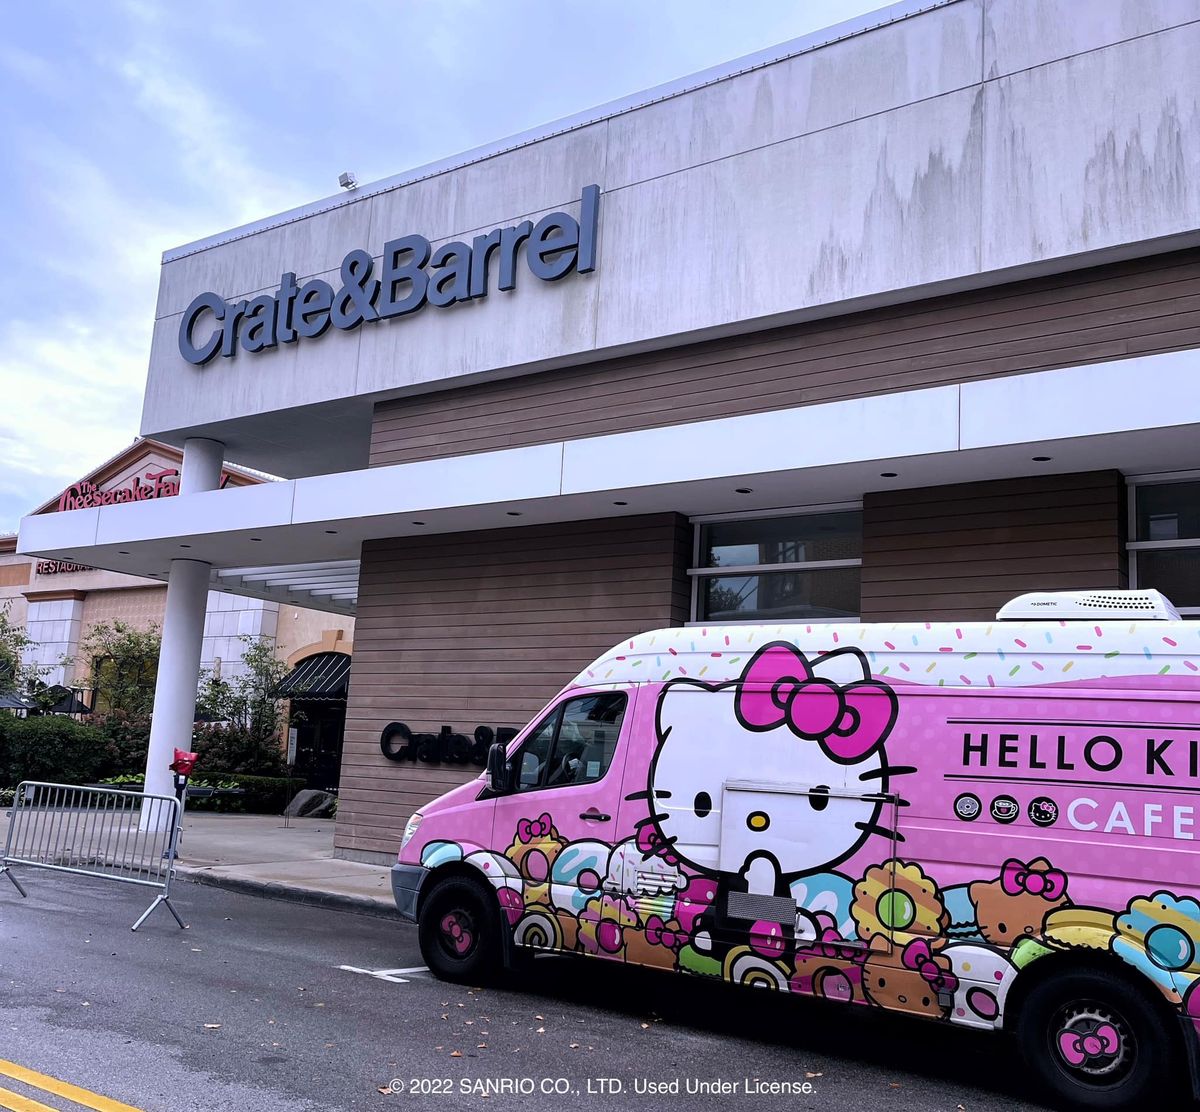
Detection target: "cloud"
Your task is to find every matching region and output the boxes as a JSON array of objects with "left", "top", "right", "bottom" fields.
[
  {"left": 115, "top": 55, "right": 307, "bottom": 229},
  {"left": 0, "top": 8, "right": 310, "bottom": 533}
]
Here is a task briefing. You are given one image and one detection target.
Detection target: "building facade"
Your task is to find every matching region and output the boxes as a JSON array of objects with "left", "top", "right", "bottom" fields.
[
  {"left": 3, "top": 440, "right": 354, "bottom": 783},
  {"left": 18, "top": 0, "right": 1200, "bottom": 861}
]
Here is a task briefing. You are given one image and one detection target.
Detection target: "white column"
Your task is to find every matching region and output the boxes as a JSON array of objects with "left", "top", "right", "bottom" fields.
[
  {"left": 143, "top": 559, "right": 211, "bottom": 803},
  {"left": 141, "top": 439, "right": 224, "bottom": 825},
  {"left": 178, "top": 437, "right": 224, "bottom": 495}
]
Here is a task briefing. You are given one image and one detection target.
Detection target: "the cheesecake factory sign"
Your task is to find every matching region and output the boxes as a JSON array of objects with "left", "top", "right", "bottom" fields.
[{"left": 55, "top": 466, "right": 235, "bottom": 512}]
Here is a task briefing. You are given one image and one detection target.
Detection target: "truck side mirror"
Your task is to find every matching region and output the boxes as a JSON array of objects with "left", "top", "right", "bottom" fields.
[{"left": 486, "top": 741, "right": 509, "bottom": 793}]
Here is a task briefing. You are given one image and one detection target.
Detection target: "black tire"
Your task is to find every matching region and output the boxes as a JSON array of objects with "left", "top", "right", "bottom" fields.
[
  {"left": 418, "top": 876, "right": 502, "bottom": 984},
  {"left": 1015, "top": 968, "right": 1183, "bottom": 1111}
]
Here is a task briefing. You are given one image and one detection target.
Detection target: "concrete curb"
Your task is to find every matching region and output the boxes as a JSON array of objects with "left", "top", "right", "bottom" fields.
[{"left": 176, "top": 867, "right": 403, "bottom": 920}]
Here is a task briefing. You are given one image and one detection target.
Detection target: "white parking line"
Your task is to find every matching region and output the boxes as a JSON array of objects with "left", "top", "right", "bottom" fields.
[{"left": 338, "top": 965, "right": 429, "bottom": 984}]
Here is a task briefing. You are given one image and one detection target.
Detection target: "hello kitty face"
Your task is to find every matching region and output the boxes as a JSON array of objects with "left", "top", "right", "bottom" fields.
[{"left": 648, "top": 642, "right": 899, "bottom": 891}]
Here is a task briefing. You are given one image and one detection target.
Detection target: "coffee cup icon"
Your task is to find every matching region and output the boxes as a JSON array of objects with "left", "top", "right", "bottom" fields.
[{"left": 990, "top": 795, "right": 1020, "bottom": 823}]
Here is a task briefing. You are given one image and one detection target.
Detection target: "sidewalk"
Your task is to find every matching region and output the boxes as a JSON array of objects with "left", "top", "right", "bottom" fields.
[
  {"left": 0, "top": 806, "right": 401, "bottom": 918},
  {"left": 174, "top": 813, "right": 400, "bottom": 917}
]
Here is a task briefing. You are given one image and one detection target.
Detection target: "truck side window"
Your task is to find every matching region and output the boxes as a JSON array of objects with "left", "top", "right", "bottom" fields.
[
  {"left": 515, "top": 710, "right": 560, "bottom": 791},
  {"left": 513, "top": 692, "right": 627, "bottom": 792}
]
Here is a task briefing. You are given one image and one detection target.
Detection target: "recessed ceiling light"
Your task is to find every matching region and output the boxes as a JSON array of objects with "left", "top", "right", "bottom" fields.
[
  {"left": 1032, "top": 455, "right": 1052, "bottom": 462},
  {"left": 735, "top": 487, "right": 753, "bottom": 495},
  {"left": 613, "top": 500, "right": 628, "bottom": 506},
  {"left": 506, "top": 511, "right": 522, "bottom": 517},
  {"left": 880, "top": 471, "right": 898, "bottom": 478},
  {"left": 324, "top": 529, "right": 338, "bottom": 535}
]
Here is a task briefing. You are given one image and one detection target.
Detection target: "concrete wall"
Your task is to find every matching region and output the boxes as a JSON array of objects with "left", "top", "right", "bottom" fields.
[
  {"left": 275, "top": 611, "right": 354, "bottom": 665},
  {"left": 140, "top": 0, "right": 1200, "bottom": 479},
  {"left": 200, "top": 592, "right": 278, "bottom": 682},
  {"left": 22, "top": 596, "right": 84, "bottom": 687},
  {"left": 0, "top": 553, "right": 31, "bottom": 629}
]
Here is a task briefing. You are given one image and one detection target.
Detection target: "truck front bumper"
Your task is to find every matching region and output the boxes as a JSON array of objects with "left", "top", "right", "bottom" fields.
[{"left": 390, "top": 862, "right": 429, "bottom": 923}]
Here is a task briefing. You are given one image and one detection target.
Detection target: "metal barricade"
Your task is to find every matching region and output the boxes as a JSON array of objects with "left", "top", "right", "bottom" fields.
[{"left": 0, "top": 781, "right": 186, "bottom": 931}]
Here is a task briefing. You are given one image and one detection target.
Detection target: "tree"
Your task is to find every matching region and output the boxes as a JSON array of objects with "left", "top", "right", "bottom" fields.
[
  {"left": 193, "top": 635, "right": 290, "bottom": 777},
  {"left": 195, "top": 635, "right": 289, "bottom": 741},
  {"left": 73, "top": 621, "right": 161, "bottom": 720},
  {"left": 0, "top": 600, "right": 49, "bottom": 700}
]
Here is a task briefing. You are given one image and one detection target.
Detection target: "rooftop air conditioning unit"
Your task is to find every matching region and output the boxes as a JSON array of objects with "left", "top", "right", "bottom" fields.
[{"left": 997, "top": 589, "right": 1181, "bottom": 621}]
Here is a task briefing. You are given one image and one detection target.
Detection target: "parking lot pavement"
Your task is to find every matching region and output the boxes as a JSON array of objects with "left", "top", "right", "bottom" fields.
[{"left": 0, "top": 871, "right": 1058, "bottom": 1112}]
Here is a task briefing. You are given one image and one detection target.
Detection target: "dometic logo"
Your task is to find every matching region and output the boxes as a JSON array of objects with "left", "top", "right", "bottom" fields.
[{"left": 179, "top": 184, "right": 600, "bottom": 366}]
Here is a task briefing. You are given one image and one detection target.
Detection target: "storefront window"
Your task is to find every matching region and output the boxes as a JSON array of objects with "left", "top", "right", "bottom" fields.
[
  {"left": 1129, "top": 478, "right": 1200, "bottom": 613},
  {"left": 692, "top": 509, "right": 862, "bottom": 622}
]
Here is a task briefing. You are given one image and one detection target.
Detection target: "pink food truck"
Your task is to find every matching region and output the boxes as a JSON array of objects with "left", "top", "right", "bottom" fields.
[{"left": 391, "top": 590, "right": 1200, "bottom": 1110}]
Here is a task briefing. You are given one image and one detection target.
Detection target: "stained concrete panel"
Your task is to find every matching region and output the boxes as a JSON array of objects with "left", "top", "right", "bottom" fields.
[
  {"left": 605, "top": 0, "right": 983, "bottom": 190},
  {"left": 361, "top": 122, "right": 608, "bottom": 265},
  {"left": 982, "top": 0, "right": 1199, "bottom": 79},
  {"left": 156, "top": 122, "right": 608, "bottom": 321},
  {"left": 982, "top": 22, "right": 1200, "bottom": 273},
  {"left": 353, "top": 198, "right": 600, "bottom": 400},
  {"left": 595, "top": 85, "right": 984, "bottom": 348},
  {"left": 156, "top": 197, "right": 373, "bottom": 321}
]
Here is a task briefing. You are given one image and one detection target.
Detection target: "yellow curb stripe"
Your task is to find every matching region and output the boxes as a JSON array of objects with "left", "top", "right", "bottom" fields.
[
  {"left": 0, "top": 1084, "right": 58, "bottom": 1112},
  {"left": 0, "top": 1062, "right": 144, "bottom": 1112}
]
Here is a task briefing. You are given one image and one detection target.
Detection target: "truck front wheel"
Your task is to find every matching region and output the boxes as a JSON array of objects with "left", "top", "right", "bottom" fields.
[
  {"left": 418, "top": 876, "right": 502, "bottom": 984},
  {"left": 1015, "top": 968, "right": 1182, "bottom": 1111}
]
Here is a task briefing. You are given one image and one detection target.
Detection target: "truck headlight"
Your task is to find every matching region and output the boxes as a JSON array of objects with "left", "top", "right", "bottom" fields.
[{"left": 401, "top": 812, "right": 423, "bottom": 852}]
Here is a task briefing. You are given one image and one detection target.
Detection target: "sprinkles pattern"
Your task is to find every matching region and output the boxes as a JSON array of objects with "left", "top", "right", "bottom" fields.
[{"left": 576, "top": 620, "right": 1200, "bottom": 690}]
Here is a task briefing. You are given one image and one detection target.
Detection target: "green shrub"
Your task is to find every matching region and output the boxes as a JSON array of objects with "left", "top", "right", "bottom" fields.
[
  {"left": 98, "top": 772, "right": 305, "bottom": 815},
  {"left": 88, "top": 713, "right": 151, "bottom": 773},
  {"left": 185, "top": 774, "right": 303, "bottom": 814},
  {"left": 0, "top": 715, "right": 119, "bottom": 787},
  {"left": 98, "top": 773, "right": 145, "bottom": 788},
  {"left": 0, "top": 786, "right": 14, "bottom": 808},
  {"left": 192, "top": 723, "right": 287, "bottom": 777}
]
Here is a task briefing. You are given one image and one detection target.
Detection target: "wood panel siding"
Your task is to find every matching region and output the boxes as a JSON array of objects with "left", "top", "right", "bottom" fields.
[
  {"left": 336, "top": 514, "right": 690, "bottom": 858},
  {"left": 859, "top": 471, "right": 1127, "bottom": 622},
  {"left": 370, "top": 249, "right": 1200, "bottom": 466}
]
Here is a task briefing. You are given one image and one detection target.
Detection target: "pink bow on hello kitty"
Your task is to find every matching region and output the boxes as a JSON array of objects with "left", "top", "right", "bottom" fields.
[
  {"left": 644, "top": 916, "right": 684, "bottom": 951},
  {"left": 734, "top": 642, "right": 897, "bottom": 763},
  {"left": 901, "top": 939, "right": 959, "bottom": 995},
  {"left": 517, "top": 813, "right": 554, "bottom": 843},
  {"left": 1058, "top": 1024, "right": 1121, "bottom": 1066},
  {"left": 1000, "top": 859, "right": 1067, "bottom": 900}
]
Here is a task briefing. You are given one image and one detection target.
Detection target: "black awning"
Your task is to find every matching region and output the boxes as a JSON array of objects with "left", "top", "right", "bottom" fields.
[
  {"left": 0, "top": 690, "right": 35, "bottom": 710},
  {"left": 274, "top": 652, "right": 351, "bottom": 700},
  {"left": 46, "top": 686, "right": 92, "bottom": 714}
]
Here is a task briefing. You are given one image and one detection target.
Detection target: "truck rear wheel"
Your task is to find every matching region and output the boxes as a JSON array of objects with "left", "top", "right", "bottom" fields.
[
  {"left": 418, "top": 875, "right": 502, "bottom": 984},
  {"left": 1015, "top": 968, "right": 1182, "bottom": 1111}
]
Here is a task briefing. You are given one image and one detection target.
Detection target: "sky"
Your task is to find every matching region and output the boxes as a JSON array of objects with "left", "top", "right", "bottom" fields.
[{"left": 0, "top": 0, "right": 891, "bottom": 534}]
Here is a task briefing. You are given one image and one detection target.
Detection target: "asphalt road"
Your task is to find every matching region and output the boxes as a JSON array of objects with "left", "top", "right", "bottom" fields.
[{"left": 0, "top": 872, "right": 1059, "bottom": 1112}]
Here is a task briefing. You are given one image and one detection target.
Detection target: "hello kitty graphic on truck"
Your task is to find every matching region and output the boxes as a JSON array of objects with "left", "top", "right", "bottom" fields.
[
  {"left": 390, "top": 589, "right": 1200, "bottom": 1112},
  {"left": 648, "top": 641, "right": 901, "bottom": 947}
]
